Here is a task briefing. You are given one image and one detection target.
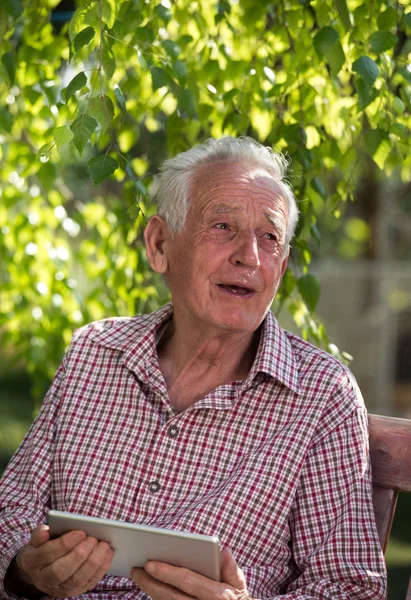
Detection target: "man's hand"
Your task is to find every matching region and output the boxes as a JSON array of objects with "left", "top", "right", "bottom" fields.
[
  {"left": 131, "top": 547, "right": 254, "bottom": 600},
  {"left": 11, "top": 524, "right": 114, "bottom": 597}
]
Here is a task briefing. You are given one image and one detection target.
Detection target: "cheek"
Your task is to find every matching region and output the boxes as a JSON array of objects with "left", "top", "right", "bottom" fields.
[{"left": 261, "top": 259, "right": 285, "bottom": 286}]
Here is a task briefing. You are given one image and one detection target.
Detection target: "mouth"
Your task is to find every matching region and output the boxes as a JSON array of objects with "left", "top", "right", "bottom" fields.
[{"left": 217, "top": 284, "right": 255, "bottom": 296}]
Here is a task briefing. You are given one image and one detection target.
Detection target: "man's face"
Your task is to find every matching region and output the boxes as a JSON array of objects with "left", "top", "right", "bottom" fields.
[{"left": 148, "top": 161, "right": 289, "bottom": 336}]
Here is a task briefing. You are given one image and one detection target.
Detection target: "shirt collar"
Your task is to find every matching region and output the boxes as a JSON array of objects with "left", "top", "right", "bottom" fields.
[
  {"left": 89, "top": 303, "right": 299, "bottom": 393},
  {"left": 246, "top": 310, "right": 300, "bottom": 394},
  {"left": 89, "top": 302, "right": 174, "bottom": 380}
]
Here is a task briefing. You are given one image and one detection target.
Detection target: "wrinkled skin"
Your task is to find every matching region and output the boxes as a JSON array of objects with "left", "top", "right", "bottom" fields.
[
  {"left": 131, "top": 547, "right": 255, "bottom": 600},
  {"left": 11, "top": 525, "right": 113, "bottom": 597}
]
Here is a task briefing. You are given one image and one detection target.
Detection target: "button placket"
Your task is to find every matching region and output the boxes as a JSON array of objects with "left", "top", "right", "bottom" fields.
[{"left": 145, "top": 420, "right": 183, "bottom": 498}]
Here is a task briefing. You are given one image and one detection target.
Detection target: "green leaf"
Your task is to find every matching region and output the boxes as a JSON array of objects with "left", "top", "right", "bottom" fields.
[
  {"left": 398, "top": 66, "right": 411, "bottom": 84},
  {"left": 151, "top": 66, "right": 173, "bottom": 90},
  {"left": 114, "top": 84, "right": 126, "bottom": 111},
  {"left": 162, "top": 40, "right": 181, "bottom": 58},
  {"left": 0, "top": 8, "right": 8, "bottom": 41},
  {"left": 70, "top": 113, "right": 98, "bottom": 155},
  {"left": 373, "top": 138, "right": 391, "bottom": 170},
  {"left": 3, "top": 0, "right": 22, "bottom": 18},
  {"left": 73, "top": 27, "right": 95, "bottom": 53},
  {"left": 218, "top": 0, "right": 231, "bottom": 14},
  {"left": 365, "top": 128, "right": 384, "bottom": 155},
  {"left": 355, "top": 77, "right": 377, "bottom": 110},
  {"left": 370, "top": 31, "right": 397, "bottom": 53},
  {"left": 335, "top": 0, "right": 351, "bottom": 31},
  {"left": 377, "top": 7, "right": 397, "bottom": 30},
  {"left": 62, "top": 72, "right": 87, "bottom": 102},
  {"left": 403, "top": 11, "right": 411, "bottom": 28},
  {"left": 327, "top": 41, "right": 345, "bottom": 75},
  {"left": 392, "top": 96, "right": 405, "bottom": 114},
  {"left": 37, "top": 143, "right": 51, "bottom": 159},
  {"left": 313, "top": 27, "right": 345, "bottom": 74},
  {"left": 364, "top": 128, "right": 390, "bottom": 169},
  {"left": 137, "top": 50, "right": 147, "bottom": 70},
  {"left": 177, "top": 88, "right": 197, "bottom": 118},
  {"left": 313, "top": 26, "right": 338, "bottom": 55},
  {"left": 96, "top": 0, "right": 116, "bottom": 28},
  {"left": 102, "top": 43, "right": 116, "bottom": 79},
  {"left": 310, "top": 224, "right": 321, "bottom": 247},
  {"left": 87, "top": 155, "right": 118, "bottom": 186},
  {"left": 172, "top": 60, "right": 188, "bottom": 80},
  {"left": 1, "top": 51, "right": 15, "bottom": 85},
  {"left": 310, "top": 176, "right": 326, "bottom": 199},
  {"left": 352, "top": 56, "right": 379, "bottom": 86},
  {"left": 52, "top": 126, "right": 74, "bottom": 149},
  {"left": 179, "top": 34, "right": 193, "bottom": 46},
  {"left": 154, "top": 4, "right": 172, "bottom": 23},
  {"left": 69, "top": 4, "right": 99, "bottom": 40},
  {"left": 223, "top": 89, "right": 239, "bottom": 103},
  {"left": 37, "top": 161, "right": 57, "bottom": 188},
  {"left": 297, "top": 274, "right": 321, "bottom": 312},
  {"left": 86, "top": 95, "right": 115, "bottom": 132},
  {"left": 353, "top": 4, "right": 369, "bottom": 30},
  {"left": 279, "top": 268, "right": 296, "bottom": 298},
  {"left": 127, "top": 203, "right": 141, "bottom": 221},
  {"left": 390, "top": 123, "right": 408, "bottom": 139}
]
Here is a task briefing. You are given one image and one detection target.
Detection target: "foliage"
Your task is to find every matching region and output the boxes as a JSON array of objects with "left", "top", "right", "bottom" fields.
[{"left": 1, "top": 0, "right": 411, "bottom": 399}]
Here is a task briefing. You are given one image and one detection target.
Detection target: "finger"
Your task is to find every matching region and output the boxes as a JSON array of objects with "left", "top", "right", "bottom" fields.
[
  {"left": 38, "top": 536, "right": 98, "bottom": 585},
  {"left": 140, "top": 561, "right": 227, "bottom": 599},
  {"left": 33, "top": 530, "right": 87, "bottom": 569},
  {"left": 221, "top": 548, "right": 247, "bottom": 590},
  {"left": 131, "top": 567, "right": 195, "bottom": 600},
  {"left": 83, "top": 543, "right": 114, "bottom": 590},
  {"left": 30, "top": 525, "right": 51, "bottom": 548},
  {"left": 62, "top": 541, "right": 113, "bottom": 590}
]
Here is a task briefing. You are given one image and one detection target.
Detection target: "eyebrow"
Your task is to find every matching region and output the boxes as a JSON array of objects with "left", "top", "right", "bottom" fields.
[
  {"left": 265, "top": 212, "right": 285, "bottom": 232},
  {"left": 211, "top": 204, "right": 286, "bottom": 237},
  {"left": 212, "top": 203, "right": 238, "bottom": 214}
]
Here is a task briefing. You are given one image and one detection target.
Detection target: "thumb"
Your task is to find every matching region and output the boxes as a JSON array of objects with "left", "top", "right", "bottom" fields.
[
  {"left": 30, "top": 525, "right": 51, "bottom": 548},
  {"left": 221, "top": 548, "right": 247, "bottom": 590}
]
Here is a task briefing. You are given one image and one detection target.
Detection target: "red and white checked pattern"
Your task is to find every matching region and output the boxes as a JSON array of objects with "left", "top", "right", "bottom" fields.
[{"left": 0, "top": 303, "right": 386, "bottom": 599}]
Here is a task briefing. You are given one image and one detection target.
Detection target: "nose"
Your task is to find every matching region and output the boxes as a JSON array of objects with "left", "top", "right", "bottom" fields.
[{"left": 230, "top": 230, "right": 260, "bottom": 269}]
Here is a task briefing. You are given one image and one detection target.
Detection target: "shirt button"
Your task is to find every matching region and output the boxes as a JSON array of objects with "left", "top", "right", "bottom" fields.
[
  {"left": 148, "top": 480, "right": 161, "bottom": 493},
  {"left": 168, "top": 425, "right": 179, "bottom": 438}
]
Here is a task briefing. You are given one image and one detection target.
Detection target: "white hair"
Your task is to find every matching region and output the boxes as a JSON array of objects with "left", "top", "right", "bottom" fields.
[{"left": 155, "top": 136, "right": 299, "bottom": 248}]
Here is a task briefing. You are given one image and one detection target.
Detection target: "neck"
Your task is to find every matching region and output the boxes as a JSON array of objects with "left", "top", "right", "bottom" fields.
[
  {"left": 162, "top": 319, "right": 259, "bottom": 372},
  {"left": 156, "top": 319, "right": 261, "bottom": 411}
]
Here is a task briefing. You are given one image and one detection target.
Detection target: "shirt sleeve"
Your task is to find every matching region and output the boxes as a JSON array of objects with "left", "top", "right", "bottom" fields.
[
  {"left": 275, "top": 405, "right": 387, "bottom": 599},
  {"left": 0, "top": 361, "right": 66, "bottom": 599}
]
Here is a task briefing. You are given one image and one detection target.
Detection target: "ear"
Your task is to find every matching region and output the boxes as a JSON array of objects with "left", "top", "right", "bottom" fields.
[{"left": 144, "top": 215, "right": 170, "bottom": 274}]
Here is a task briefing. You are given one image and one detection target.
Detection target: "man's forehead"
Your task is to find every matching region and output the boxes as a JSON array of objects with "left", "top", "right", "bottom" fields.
[
  {"left": 193, "top": 160, "right": 277, "bottom": 185},
  {"left": 210, "top": 202, "right": 283, "bottom": 218},
  {"left": 191, "top": 162, "right": 284, "bottom": 205}
]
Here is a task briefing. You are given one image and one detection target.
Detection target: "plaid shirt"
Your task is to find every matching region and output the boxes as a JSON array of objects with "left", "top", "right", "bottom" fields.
[{"left": 0, "top": 303, "right": 387, "bottom": 599}]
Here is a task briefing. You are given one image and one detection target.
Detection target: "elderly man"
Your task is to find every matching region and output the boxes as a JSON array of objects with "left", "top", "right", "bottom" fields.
[{"left": 0, "top": 137, "right": 386, "bottom": 599}]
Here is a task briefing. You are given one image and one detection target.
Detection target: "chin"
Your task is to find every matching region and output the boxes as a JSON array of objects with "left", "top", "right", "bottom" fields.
[{"left": 214, "top": 312, "right": 261, "bottom": 334}]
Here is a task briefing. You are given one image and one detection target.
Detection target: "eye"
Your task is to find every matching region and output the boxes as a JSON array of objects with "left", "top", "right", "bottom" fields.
[
  {"left": 214, "top": 222, "right": 229, "bottom": 230},
  {"left": 263, "top": 232, "right": 278, "bottom": 242}
]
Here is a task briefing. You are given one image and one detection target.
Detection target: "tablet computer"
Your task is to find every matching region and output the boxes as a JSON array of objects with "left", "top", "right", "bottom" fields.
[{"left": 47, "top": 510, "right": 221, "bottom": 581}]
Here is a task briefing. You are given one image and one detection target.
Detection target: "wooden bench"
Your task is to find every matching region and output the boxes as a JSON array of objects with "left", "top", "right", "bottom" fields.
[{"left": 369, "top": 414, "right": 411, "bottom": 599}]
